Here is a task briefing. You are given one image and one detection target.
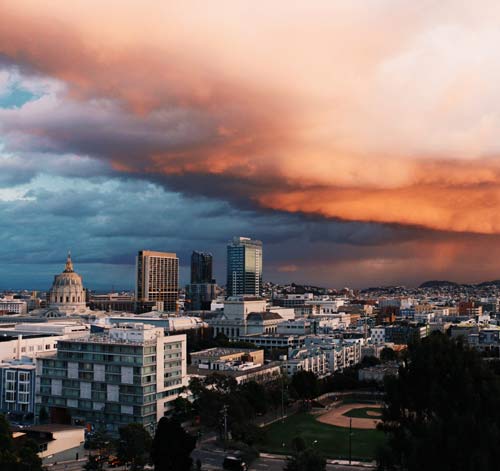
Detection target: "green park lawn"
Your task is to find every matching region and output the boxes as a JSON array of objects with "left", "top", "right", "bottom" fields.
[
  {"left": 260, "top": 412, "right": 385, "bottom": 461},
  {"left": 343, "top": 407, "right": 382, "bottom": 419}
]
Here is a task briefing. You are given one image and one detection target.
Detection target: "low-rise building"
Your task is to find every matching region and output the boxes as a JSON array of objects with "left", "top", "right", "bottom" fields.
[
  {"left": 189, "top": 347, "right": 281, "bottom": 384},
  {"left": 13, "top": 424, "right": 85, "bottom": 459},
  {"left": 284, "top": 347, "right": 329, "bottom": 377},
  {"left": 0, "top": 296, "right": 28, "bottom": 315},
  {"left": 358, "top": 363, "right": 399, "bottom": 383},
  {"left": 303, "top": 336, "right": 362, "bottom": 372},
  {"left": 191, "top": 347, "right": 264, "bottom": 368}
]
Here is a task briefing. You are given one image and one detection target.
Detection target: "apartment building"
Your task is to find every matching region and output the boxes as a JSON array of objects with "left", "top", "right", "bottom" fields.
[
  {"left": 36, "top": 323, "right": 187, "bottom": 434},
  {"left": 0, "top": 358, "right": 37, "bottom": 418}
]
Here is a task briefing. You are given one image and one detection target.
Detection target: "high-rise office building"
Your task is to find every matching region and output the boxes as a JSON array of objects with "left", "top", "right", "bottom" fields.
[
  {"left": 190, "top": 251, "right": 213, "bottom": 284},
  {"left": 136, "top": 250, "right": 179, "bottom": 312},
  {"left": 187, "top": 251, "right": 216, "bottom": 310},
  {"left": 36, "top": 324, "right": 187, "bottom": 434},
  {"left": 226, "top": 237, "right": 263, "bottom": 297}
]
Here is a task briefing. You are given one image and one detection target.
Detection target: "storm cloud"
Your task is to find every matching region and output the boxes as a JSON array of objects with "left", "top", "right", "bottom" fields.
[{"left": 1, "top": 1, "right": 500, "bottom": 287}]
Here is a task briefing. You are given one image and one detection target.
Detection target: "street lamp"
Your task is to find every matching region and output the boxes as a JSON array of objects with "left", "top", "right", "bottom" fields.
[{"left": 348, "top": 418, "right": 353, "bottom": 465}]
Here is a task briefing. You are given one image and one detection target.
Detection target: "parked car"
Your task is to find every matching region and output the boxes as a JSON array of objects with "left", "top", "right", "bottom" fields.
[{"left": 223, "top": 455, "right": 248, "bottom": 471}]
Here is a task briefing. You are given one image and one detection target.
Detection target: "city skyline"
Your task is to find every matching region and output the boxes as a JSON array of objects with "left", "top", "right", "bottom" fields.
[{"left": 3, "top": 2, "right": 500, "bottom": 289}]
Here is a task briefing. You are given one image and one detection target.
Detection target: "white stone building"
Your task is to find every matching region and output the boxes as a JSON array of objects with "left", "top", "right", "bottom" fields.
[{"left": 48, "top": 253, "right": 87, "bottom": 314}]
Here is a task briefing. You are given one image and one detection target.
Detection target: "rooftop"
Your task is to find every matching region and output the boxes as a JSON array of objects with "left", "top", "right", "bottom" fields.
[
  {"left": 59, "top": 333, "right": 157, "bottom": 346},
  {"left": 188, "top": 361, "right": 281, "bottom": 378},
  {"left": 191, "top": 347, "right": 260, "bottom": 358}
]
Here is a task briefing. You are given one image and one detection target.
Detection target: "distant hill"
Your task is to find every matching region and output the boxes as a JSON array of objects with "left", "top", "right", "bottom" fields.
[
  {"left": 476, "top": 280, "right": 500, "bottom": 287},
  {"left": 418, "top": 280, "right": 461, "bottom": 289}
]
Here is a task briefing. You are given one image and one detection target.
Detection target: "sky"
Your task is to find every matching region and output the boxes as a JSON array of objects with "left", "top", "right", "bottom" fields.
[{"left": 2, "top": 1, "right": 500, "bottom": 290}]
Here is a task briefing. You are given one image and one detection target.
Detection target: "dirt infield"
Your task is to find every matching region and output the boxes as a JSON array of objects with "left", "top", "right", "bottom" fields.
[{"left": 316, "top": 403, "right": 382, "bottom": 430}]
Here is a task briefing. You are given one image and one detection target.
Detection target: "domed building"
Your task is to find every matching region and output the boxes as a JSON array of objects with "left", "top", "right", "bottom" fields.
[{"left": 48, "top": 253, "right": 87, "bottom": 313}]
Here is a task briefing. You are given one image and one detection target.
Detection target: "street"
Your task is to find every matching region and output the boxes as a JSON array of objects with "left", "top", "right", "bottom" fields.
[
  {"left": 43, "top": 445, "right": 375, "bottom": 471},
  {"left": 193, "top": 447, "right": 375, "bottom": 471}
]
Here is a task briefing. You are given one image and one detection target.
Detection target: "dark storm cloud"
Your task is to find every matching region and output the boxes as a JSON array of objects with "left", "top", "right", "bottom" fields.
[{"left": 1, "top": 174, "right": 462, "bottom": 289}]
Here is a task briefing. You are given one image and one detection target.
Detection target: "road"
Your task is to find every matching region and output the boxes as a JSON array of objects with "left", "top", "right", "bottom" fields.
[
  {"left": 193, "top": 447, "right": 375, "bottom": 471},
  {"left": 44, "top": 446, "right": 374, "bottom": 471}
]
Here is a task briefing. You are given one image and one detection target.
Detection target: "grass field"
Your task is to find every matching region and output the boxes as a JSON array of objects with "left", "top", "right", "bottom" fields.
[
  {"left": 260, "top": 412, "right": 385, "bottom": 461},
  {"left": 343, "top": 407, "right": 382, "bottom": 419}
]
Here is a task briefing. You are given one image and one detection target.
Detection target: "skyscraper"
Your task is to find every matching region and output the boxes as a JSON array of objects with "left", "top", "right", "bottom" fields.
[
  {"left": 187, "top": 251, "right": 216, "bottom": 311},
  {"left": 136, "top": 250, "right": 179, "bottom": 311},
  {"left": 191, "top": 251, "right": 213, "bottom": 284},
  {"left": 226, "top": 236, "right": 263, "bottom": 297}
]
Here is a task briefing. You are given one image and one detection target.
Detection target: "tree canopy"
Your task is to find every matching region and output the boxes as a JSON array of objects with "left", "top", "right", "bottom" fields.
[
  {"left": 378, "top": 332, "right": 500, "bottom": 471},
  {"left": 0, "top": 414, "right": 43, "bottom": 471},
  {"left": 291, "top": 371, "right": 319, "bottom": 400},
  {"left": 189, "top": 374, "right": 284, "bottom": 444},
  {"left": 117, "top": 423, "right": 152, "bottom": 471},
  {"left": 151, "top": 417, "right": 196, "bottom": 471},
  {"left": 285, "top": 446, "right": 326, "bottom": 471}
]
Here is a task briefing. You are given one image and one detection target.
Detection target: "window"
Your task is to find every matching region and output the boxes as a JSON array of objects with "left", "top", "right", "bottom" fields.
[
  {"left": 5, "top": 391, "right": 15, "bottom": 402},
  {"left": 18, "top": 392, "right": 29, "bottom": 404},
  {"left": 19, "top": 372, "right": 29, "bottom": 382}
]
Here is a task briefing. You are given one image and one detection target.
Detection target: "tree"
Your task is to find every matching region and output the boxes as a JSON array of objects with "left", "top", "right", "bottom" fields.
[
  {"left": 151, "top": 417, "right": 196, "bottom": 471},
  {"left": 240, "top": 381, "right": 268, "bottom": 416},
  {"left": 285, "top": 448, "right": 326, "bottom": 471},
  {"left": 379, "top": 347, "right": 397, "bottom": 362},
  {"left": 83, "top": 455, "right": 103, "bottom": 471},
  {"left": 117, "top": 423, "right": 152, "bottom": 471},
  {"left": 170, "top": 397, "right": 193, "bottom": 421},
  {"left": 291, "top": 436, "right": 306, "bottom": 453},
  {"left": 0, "top": 414, "right": 43, "bottom": 471},
  {"left": 378, "top": 332, "right": 500, "bottom": 471},
  {"left": 360, "top": 355, "right": 381, "bottom": 367},
  {"left": 291, "top": 371, "right": 319, "bottom": 400}
]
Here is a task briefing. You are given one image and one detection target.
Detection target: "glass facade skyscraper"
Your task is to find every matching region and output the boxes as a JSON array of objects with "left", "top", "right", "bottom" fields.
[
  {"left": 190, "top": 251, "right": 213, "bottom": 283},
  {"left": 187, "top": 251, "right": 216, "bottom": 310},
  {"left": 226, "top": 237, "right": 263, "bottom": 297}
]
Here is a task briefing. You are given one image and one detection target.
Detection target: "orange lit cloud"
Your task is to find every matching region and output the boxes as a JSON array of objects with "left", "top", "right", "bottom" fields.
[{"left": 2, "top": 1, "right": 500, "bottom": 236}]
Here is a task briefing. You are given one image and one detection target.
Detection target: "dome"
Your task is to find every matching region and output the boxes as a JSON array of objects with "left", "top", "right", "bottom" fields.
[{"left": 48, "top": 252, "right": 86, "bottom": 313}]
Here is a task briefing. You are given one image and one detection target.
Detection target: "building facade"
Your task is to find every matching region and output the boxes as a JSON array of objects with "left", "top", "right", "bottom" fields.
[
  {"left": 136, "top": 250, "right": 179, "bottom": 312},
  {"left": 226, "top": 237, "right": 263, "bottom": 297},
  {"left": 186, "top": 283, "right": 217, "bottom": 311},
  {"left": 187, "top": 251, "right": 216, "bottom": 310},
  {"left": 0, "top": 296, "right": 28, "bottom": 315},
  {"left": 191, "top": 251, "right": 213, "bottom": 284},
  {"left": 36, "top": 324, "right": 187, "bottom": 434},
  {"left": 0, "top": 359, "right": 36, "bottom": 418}
]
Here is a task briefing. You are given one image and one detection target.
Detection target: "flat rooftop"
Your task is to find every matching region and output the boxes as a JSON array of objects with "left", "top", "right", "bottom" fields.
[
  {"left": 59, "top": 334, "right": 157, "bottom": 346},
  {"left": 191, "top": 347, "right": 260, "bottom": 358},
  {"left": 188, "top": 361, "right": 281, "bottom": 378}
]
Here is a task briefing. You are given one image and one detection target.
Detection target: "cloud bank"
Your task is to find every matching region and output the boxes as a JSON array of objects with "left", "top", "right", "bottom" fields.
[{"left": 1, "top": 1, "right": 500, "bottom": 286}]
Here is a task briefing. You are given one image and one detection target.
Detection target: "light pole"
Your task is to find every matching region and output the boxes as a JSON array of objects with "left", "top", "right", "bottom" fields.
[
  {"left": 281, "top": 355, "right": 287, "bottom": 423},
  {"left": 348, "top": 417, "right": 353, "bottom": 465},
  {"left": 221, "top": 405, "right": 229, "bottom": 447}
]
